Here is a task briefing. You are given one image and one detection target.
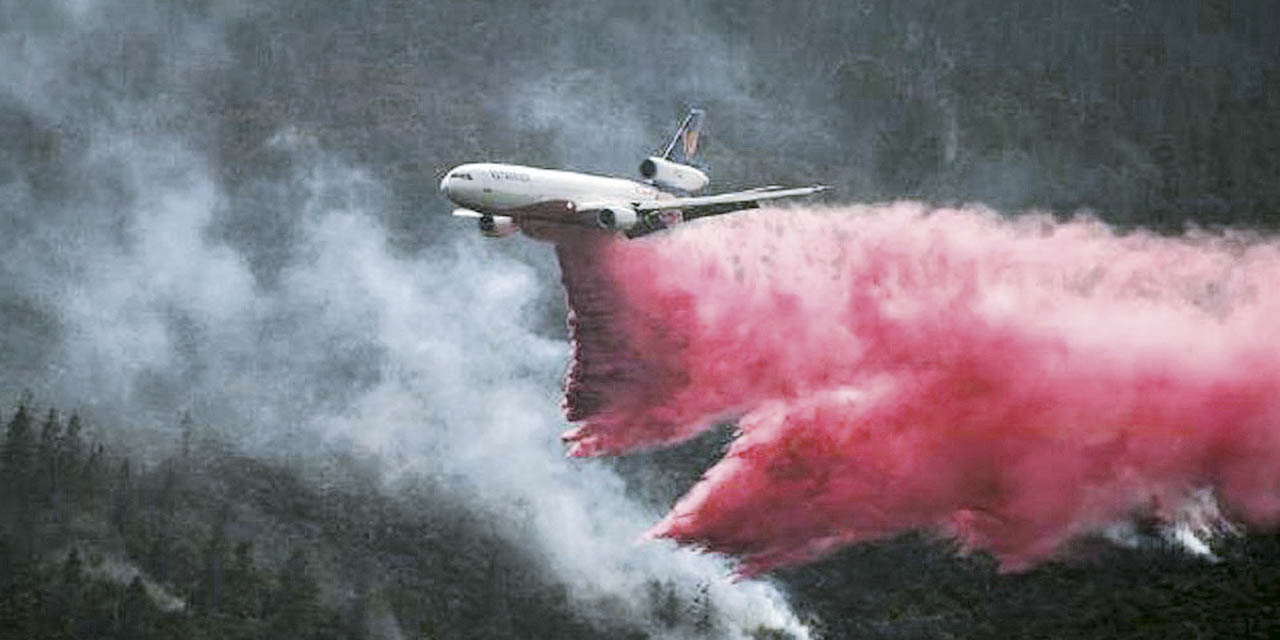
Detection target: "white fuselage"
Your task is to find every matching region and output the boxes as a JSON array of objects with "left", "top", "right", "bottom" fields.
[{"left": 439, "top": 163, "right": 663, "bottom": 213}]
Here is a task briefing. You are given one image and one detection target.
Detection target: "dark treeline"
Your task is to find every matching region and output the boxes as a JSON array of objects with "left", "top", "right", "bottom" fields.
[
  {"left": 8, "top": 397, "right": 1276, "bottom": 639},
  {"left": 5, "top": 2, "right": 1280, "bottom": 639},
  {"left": 0, "top": 402, "right": 742, "bottom": 640},
  {"left": 198, "top": 0, "right": 1280, "bottom": 240},
  {"left": 606, "top": 424, "right": 1280, "bottom": 639},
  {"left": 811, "top": 0, "right": 1280, "bottom": 230},
  {"left": 7, "top": 1, "right": 1275, "bottom": 286},
  {"left": 779, "top": 532, "right": 1280, "bottom": 639}
]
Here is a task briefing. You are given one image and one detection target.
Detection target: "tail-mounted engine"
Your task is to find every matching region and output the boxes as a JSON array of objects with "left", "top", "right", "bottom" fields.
[
  {"left": 478, "top": 214, "right": 518, "bottom": 237},
  {"left": 639, "top": 156, "right": 709, "bottom": 193}
]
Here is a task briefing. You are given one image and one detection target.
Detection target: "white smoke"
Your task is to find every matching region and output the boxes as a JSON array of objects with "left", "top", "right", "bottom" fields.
[
  {"left": 72, "top": 549, "right": 188, "bottom": 613},
  {"left": 50, "top": 131, "right": 811, "bottom": 637},
  {"left": 1100, "top": 486, "right": 1240, "bottom": 564},
  {"left": 0, "top": 3, "right": 813, "bottom": 636},
  {"left": 1160, "top": 487, "right": 1240, "bottom": 561},
  {"left": 272, "top": 135, "right": 813, "bottom": 639}
]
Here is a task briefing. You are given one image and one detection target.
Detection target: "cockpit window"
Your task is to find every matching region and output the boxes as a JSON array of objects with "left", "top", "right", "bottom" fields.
[{"left": 451, "top": 173, "right": 473, "bottom": 180}]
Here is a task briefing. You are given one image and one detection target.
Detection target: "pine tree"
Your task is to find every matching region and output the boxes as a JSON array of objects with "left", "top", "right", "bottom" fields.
[
  {"left": 2, "top": 405, "right": 35, "bottom": 543},
  {"left": 37, "top": 408, "right": 61, "bottom": 505},
  {"left": 271, "top": 547, "right": 320, "bottom": 636},
  {"left": 227, "top": 540, "right": 262, "bottom": 619},
  {"left": 54, "top": 547, "right": 85, "bottom": 624},
  {"left": 58, "top": 413, "right": 83, "bottom": 504},
  {"left": 0, "top": 536, "right": 11, "bottom": 592},
  {"left": 37, "top": 409, "right": 59, "bottom": 464},
  {"left": 111, "top": 458, "right": 133, "bottom": 535},
  {"left": 60, "top": 413, "right": 82, "bottom": 469},
  {"left": 691, "top": 581, "right": 714, "bottom": 634},
  {"left": 81, "top": 443, "right": 103, "bottom": 509},
  {"left": 2, "top": 404, "right": 34, "bottom": 487},
  {"left": 197, "top": 507, "right": 230, "bottom": 614},
  {"left": 119, "top": 575, "right": 154, "bottom": 639}
]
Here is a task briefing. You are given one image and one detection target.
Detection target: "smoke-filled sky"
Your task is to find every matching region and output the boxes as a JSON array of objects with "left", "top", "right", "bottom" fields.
[
  {"left": 2, "top": 0, "right": 1279, "bottom": 636},
  {"left": 0, "top": 1, "right": 824, "bottom": 636}
]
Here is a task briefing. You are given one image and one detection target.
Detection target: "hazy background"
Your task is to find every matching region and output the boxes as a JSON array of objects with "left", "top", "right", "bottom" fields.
[{"left": 2, "top": 1, "right": 1278, "bottom": 638}]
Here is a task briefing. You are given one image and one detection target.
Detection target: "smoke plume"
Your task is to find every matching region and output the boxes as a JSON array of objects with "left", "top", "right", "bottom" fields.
[
  {"left": 0, "top": 3, "right": 815, "bottom": 636},
  {"left": 552, "top": 204, "right": 1280, "bottom": 576}
]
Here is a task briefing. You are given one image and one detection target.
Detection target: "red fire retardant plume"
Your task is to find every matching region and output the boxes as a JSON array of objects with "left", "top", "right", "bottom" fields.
[{"left": 540, "top": 204, "right": 1280, "bottom": 576}]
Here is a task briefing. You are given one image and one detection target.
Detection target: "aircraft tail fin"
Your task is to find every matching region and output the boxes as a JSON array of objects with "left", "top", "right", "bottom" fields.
[{"left": 660, "top": 108, "right": 706, "bottom": 166}]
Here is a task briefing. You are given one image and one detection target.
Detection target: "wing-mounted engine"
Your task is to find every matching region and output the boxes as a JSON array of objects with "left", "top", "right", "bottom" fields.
[
  {"left": 478, "top": 214, "right": 518, "bottom": 238},
  {"left": 639, "top": 156, "right": 709, "bottom": 193},
  {"left": 593, "top": 206, "right": 639, "bottom": 231}
]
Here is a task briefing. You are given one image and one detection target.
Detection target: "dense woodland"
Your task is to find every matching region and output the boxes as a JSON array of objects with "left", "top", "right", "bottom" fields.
[
  {"left": 5, "top": 1, "right": 1280, "bottom": 638},
  {"left": 0, "top": 403, "right": 745, "bottom": 639},
  {"left": 5, "top": 403, "right": 1280, "bottom": 639},
  {"left": 201, "top": 0, "right": 1280, "bottom": 238}
]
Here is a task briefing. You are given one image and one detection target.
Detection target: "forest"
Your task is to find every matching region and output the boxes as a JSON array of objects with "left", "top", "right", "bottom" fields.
[
  {"left": 4, "top": 403, "right": 1280, "bottom": 639},
  {"left": 0, "top": 402, "right": 751, "bottom": 639},
  {"left": 4, "top": 1, "right": 1280, "bottom": 638}
]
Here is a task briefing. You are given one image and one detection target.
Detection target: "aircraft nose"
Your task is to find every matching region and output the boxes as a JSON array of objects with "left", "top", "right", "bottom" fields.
[{"left": 439, "top": 174, "right": 450, "bottom": 196}]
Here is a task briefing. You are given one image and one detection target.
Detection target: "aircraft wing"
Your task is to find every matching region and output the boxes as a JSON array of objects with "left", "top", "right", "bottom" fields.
[{"left": 633, "top": 185, "right": 829, "bottom": 221}]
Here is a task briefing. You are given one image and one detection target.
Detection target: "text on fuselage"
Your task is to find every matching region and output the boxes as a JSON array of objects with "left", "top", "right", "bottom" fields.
[{"left": 490, "top": 170, "right": 531, "bottom": 182}]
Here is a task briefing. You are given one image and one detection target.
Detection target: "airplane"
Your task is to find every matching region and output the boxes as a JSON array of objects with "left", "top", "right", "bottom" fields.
[{"left": 439, "top": 109, "right": 828, "bottom": 239}]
